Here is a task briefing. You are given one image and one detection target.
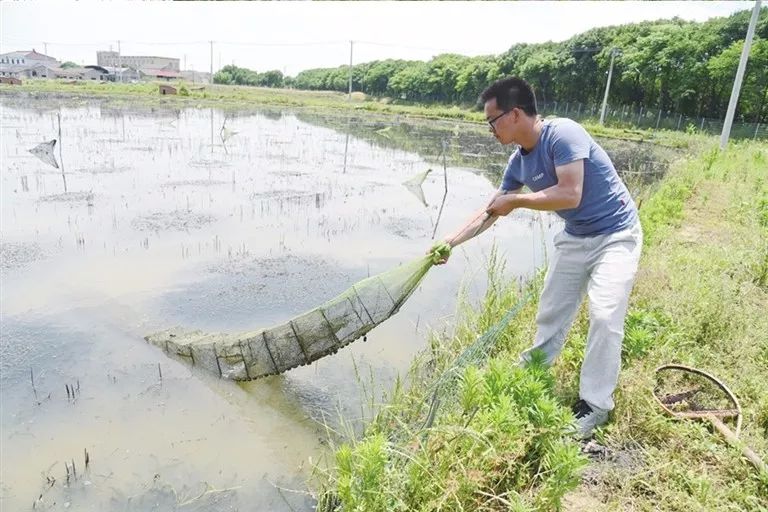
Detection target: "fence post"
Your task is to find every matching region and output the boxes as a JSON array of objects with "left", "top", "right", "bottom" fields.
[
  {"left": 576, "top": 103, "right": 582, "bottom": 118},
  {"left": 656, "top": 109, "right": 662, "bottom": 130},
  {"left": 564, "top": 102, "right": 569, "bottom": 115},
  {"left": 637, "top": 106, "right": 643, "bottom": 126},
  {"left": 676, "top": 114, "right": 683, "bottom": 131},
  {"left": 700, "top": 117, "right": 705, "bottom": 132},
  {"left": 755, "top": 122, "right": 761, "bottom": 140}
]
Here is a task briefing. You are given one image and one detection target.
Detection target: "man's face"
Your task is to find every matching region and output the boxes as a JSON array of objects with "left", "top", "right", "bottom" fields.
[{"left": 484, "top": 97, "right": 517, "bottom": 145}]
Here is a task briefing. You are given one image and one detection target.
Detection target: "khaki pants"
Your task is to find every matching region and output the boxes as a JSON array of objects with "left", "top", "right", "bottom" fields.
[{"left": 521, "top": 221, "right": 643, "bottom": 412}]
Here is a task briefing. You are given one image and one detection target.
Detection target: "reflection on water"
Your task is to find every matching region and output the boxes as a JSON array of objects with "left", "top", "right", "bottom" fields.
[{"left": 0, "top": 98, "right": 556, "bottom": 510}]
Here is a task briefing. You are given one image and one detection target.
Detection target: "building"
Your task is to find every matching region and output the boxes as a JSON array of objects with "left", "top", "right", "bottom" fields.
[
  {"left": 97, "top": 51, "right": 179, "bottom": 72},
  {"left": 85, "top": 65, "right": 139, "bottom": 82},
  {"left": 0, "top": 63, "right": 109, "bottom": 81},
  {"left": 0, "top": 63, "right": 57, "bottom": 79},
  {"left": 0, "top": 50, "right": 65, "bottom": 80},
  {"left": 0, "top": 49, "right": 58, "bottom": 67},
  {"left": 140, "top": 68, "right": 182, "bottom": 81}
]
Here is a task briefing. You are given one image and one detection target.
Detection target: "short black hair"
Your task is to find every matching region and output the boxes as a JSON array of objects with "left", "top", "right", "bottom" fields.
[{"left": 480, "top": 77, "right": 537, "bottom": 116}]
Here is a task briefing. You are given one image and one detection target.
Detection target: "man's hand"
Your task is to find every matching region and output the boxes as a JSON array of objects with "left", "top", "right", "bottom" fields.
[
  {"left": 485, "top": 194, "right": 519, "bottom": 217},
  {"left": 427, "top": 241, "right": 452, "bottom": 265}
]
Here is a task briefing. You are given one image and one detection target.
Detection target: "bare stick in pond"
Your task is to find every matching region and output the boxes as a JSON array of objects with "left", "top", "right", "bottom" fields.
[
  {"left": 431, "top": 140, "right": 450, "bottom": 239},
  {"left": 57, "top": 113, "right": 68, "bottom": 193},
  {"left": 30, "top": 368, "right": 38, "bottom": 401}
]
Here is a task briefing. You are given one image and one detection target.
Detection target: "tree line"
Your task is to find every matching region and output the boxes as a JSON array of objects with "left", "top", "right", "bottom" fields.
[{"left": 214, "top": 8, "right": 768, "bottom": 122}]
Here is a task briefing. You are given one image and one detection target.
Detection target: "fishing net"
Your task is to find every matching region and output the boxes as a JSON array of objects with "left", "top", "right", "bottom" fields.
[
  {"left": 29, "top": 139, "right": 59, "bottom": 168},
  {"left": 145, "top": 244, "right": 452, "bottom": 381},
  {"left": 421, "top": 290, "right": 533, "bottom": 429},
  {"left": 402, "top": 168, "right": 432, "bottom": 206}
]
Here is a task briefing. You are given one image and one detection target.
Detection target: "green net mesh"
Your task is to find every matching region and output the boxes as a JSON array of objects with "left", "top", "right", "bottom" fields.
[
  {"left": 421, "top": 290, "right": 533, "bottom": 429},
  {"left": 145, "top": 243, "right": 452, "bottom": 381}
]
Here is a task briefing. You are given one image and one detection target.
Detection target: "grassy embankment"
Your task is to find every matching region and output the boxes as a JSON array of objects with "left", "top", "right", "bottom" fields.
[
  {"left": 3, "top": 79, "right": 703, "bottom": 149},
  {"left": 312, "top": 138, "right": 768, "bottom": 510}
]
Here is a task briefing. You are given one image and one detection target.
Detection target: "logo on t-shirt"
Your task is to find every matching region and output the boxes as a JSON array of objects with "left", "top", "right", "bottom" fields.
[{"left": 532, "top": 172, "right": 544, "bottom": 182}]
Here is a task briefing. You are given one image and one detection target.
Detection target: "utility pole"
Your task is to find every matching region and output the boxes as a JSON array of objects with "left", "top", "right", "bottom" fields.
[
  {"left": 348, "top": 40, "right": 354, "bottom": 100},
  {"left": 117, "top": 40, "right": 122, "bottom": 83},
  {"left": 210, "top": 41, "right": 214, "bottom": 83},
  {"left": 43, "top": 42, "right": 47, "bottom": 55},
  {"left": 599, "top": 47, "right": 618, "bottom": 126},
  {"left": 720, "top": 0, "right": 762, "bottom": 149}
]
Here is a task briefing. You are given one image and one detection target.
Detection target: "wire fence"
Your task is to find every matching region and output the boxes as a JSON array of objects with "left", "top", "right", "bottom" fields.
[{"left": 538, "top": 100, "right": 767, "bottom": 140}]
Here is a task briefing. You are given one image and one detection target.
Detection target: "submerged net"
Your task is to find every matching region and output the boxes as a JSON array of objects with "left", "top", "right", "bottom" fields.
[{"left": 145, "top": 244, "right": 451, "bottom": 381}]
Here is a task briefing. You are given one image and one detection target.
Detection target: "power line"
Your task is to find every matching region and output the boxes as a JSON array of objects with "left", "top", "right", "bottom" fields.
[
  {"left": 216, "top": 40, "right": 346, "bottom": 47},
  {"left": 1, "top": 37, "right": 489, "bottom": 55}
]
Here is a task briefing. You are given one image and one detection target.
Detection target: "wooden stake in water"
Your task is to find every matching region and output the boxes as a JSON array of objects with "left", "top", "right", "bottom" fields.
[
  {"left": 431, "top": 140, "right": 449, "bottom": 239},
  {"left": 57, "top": 113, "right": 67, "bottom": 193},
  {"left": 30, "top": 368, "right": 38, "bottom": 401}
]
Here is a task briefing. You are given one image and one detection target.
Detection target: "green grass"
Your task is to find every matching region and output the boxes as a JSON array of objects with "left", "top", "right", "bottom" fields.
[
  {"left": 314, "top": 259, "right": 588, "bottom": 512},
  {"left": 314, "top": 138, "right": 768, "bottom": 511}
]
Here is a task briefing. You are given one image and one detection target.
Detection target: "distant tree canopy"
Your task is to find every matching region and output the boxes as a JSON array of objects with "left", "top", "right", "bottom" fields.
[
  {"left": 60, "top": 61, "right": 79, "bottom": 69},
  {"left": 218, "top": 8, "right": 768, "bottom": 122},
  {"left": 214, "top": 65, "right": 285, "bottom": 88}
]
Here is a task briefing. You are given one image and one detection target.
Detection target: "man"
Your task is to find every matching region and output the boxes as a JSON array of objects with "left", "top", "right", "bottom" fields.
[{"left": 437, "top": 77, "right": 642, "bottom": 439}]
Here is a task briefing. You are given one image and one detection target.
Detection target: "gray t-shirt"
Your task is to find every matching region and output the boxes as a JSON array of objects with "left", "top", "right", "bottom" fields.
[{"left": 501, "top": 118, "right": 638, "bottom": 237}]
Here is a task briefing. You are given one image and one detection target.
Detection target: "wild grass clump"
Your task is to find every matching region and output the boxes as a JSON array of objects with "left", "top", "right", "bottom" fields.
[
  {"left": 314, "top": 251, "right": 585, "bottom": 511},
  {"left": 318, "top": 357, "right": 586, "bottom": 512}
]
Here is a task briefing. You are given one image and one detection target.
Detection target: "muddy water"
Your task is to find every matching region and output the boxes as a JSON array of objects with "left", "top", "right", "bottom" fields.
[{"left": 0, "top": 99, "right": 563, "bottom": 511}]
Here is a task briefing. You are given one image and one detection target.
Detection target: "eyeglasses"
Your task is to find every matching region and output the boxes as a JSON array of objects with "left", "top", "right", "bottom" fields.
[{"left": 487, "top": 108, "right": 516, "bottom": 131}]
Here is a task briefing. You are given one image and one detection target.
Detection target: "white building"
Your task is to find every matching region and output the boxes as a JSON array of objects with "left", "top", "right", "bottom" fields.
[
  {"left": 0, "top": 49, "right": 58, "bottom": 67},
  {"left": 0, "top": 63, "right": 57, "bottom": 79},
  {"left": 97, "top": 51, "right": 179, "bottom": 72},
  {"left": 96, "top": 66, "right": 141, "bottom": 82}
]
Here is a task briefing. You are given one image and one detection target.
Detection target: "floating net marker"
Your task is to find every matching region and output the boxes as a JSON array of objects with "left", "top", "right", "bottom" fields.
[
  {"left": 402, "top": 168, "right": 432, "bottom": 206},
  {"left": 29, "top": 139, "right": 59, "bottom": 169},
  {"left": 145, "top": 244, "right": 452, "bottom": 381}
]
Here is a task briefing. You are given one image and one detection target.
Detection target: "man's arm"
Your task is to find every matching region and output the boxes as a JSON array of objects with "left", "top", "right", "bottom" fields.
[
  {"left": 486, "top": 160, "right": 584, "bottom": 216},
  {"left": 443, "top": 187, "right": 522, "bottom": 248}
]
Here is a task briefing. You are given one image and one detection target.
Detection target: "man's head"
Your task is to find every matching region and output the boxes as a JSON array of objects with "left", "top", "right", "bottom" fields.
[{"left": 480, "top": 77, "right": 538, "bottom": 145}]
